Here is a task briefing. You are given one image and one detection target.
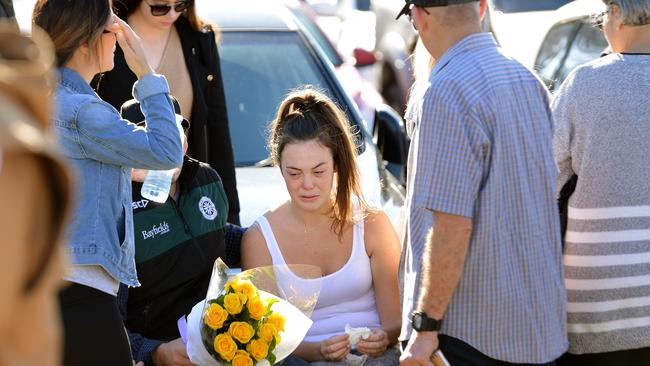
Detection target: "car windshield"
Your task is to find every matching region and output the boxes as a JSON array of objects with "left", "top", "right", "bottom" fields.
[
  {"left": 289, "top": 9, "right": 344, "bottom": 67},
  {"left": 219, "top": 31, "right": 332, "bottom": 166},
  {"left": 491, "top": 0, "right": 574, "bottom": 13}
]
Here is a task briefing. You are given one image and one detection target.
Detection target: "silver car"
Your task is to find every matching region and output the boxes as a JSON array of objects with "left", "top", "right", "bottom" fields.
[{"left": 197, "top": 0, "right": 407, "bottom": 227}]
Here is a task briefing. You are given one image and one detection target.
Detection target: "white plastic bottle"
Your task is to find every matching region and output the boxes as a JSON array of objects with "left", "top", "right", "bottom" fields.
[{"left": 140, "top": 119, "right": 184, "bottom": 203}]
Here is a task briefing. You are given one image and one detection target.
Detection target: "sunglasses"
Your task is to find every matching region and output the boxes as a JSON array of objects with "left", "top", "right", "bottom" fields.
[
  {"left": 144, "top": 0, "right": 191, "bottom": 16},
  {"left": 407, "top": 5, "right": 431, "bottom": 31}
]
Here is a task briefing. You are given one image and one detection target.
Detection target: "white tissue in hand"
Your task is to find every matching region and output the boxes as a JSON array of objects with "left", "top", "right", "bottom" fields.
[{"left": 345, "top": 324, "right": 371, "bottom": 346}]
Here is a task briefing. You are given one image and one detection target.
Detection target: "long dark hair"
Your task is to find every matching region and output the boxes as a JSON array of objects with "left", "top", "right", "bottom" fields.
[
  {"left": 112, "top": 0, "right": 208, "bottom": 31},
  {"left": 32, "top": 0, "right": 112, "bottom": 67},
  {"left": 269, "top": 87, "right": 368, "bottom": 238}
]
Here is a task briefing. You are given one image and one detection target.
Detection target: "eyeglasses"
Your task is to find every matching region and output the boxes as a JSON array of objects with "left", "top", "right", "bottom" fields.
[
  {"left": 591, "top": 2, "right": 615, "bottom": 30},
  {"left": 144, "top": 0, "right": 191, "bottom": 16},
  {"left": 591, "top": 10, "right": 608, "bottom": 30},
  {"left": 407, "top": 5, "right": 431, "bottom": 31}
]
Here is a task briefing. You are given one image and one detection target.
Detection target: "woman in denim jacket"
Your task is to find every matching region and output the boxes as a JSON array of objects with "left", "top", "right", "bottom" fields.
[{"left": 33, "top": 1, "right": 183, "bottom": 365}]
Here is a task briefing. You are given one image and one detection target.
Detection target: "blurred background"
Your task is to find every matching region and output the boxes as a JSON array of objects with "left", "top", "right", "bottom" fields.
[
  {"left": 10, "top": 0, "right": 610, "bottom": 226},
  {"left": 13, "top": 0, "right": 608, "bottom": 113}
]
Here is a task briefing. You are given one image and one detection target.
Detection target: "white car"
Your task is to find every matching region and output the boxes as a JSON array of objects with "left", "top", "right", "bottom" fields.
[
  {"left": 486, "top": 0, "right": 576, "bottom": 68},
  {"left": 533, "top": 0, "right": 608, "bottom": 91},
  {"left": 197, "top": 0, "right": 407, "bottom": 227}
]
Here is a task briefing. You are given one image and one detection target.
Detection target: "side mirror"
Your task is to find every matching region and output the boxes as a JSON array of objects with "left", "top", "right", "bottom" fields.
[
  {"left": 353, "top": 48, "right": 377, "bottom": 67},
  {"left": 373, "top": 103, "right": 409, "bottom": 184}
]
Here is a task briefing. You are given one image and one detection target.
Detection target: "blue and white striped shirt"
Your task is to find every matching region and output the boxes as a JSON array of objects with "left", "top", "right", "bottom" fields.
[{"left": 400, "top": 33, "right": 568, "bottom": 363}]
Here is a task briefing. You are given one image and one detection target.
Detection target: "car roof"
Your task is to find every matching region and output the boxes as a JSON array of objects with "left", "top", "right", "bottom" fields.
[
  {"left": 553, "top": 0, "right": 606, "bottom": 23},
  {"left": 196, "top": 0, "right": 299, "bottom": 31}
]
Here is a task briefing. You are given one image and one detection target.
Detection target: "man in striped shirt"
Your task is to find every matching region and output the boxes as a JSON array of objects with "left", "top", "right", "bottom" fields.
[{"left": 397, "top": 0, "right": 568, "bottom": 365}]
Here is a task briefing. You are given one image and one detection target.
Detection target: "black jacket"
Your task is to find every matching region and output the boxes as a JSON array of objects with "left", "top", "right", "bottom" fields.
[
  {"left": 96, "top": 16, "right": 240, "bottom": 224},
  {"left": 118, "top": 156, "right": 243, "bottom": 364}
]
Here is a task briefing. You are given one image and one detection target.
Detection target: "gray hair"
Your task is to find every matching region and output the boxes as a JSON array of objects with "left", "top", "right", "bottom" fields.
[{"left": 608, "top": 0, "right": 650, "bottom": 26}]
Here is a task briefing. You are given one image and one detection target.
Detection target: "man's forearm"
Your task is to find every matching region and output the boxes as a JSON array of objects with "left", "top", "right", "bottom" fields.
[{"left": 417, "top": 211, "right": 473, "bottom": 320}]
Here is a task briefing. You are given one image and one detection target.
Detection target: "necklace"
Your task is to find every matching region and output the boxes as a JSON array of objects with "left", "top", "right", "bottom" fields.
[{"left": 154, "top": 28, "right": 173, "bottom": 71}]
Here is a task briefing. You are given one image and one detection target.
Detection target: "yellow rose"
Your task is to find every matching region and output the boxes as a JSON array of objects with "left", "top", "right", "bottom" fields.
[
  {"left": 228, "top": 279, "right": 259, "bottom": 300},
  {"left": 237, "top": 280, "right": 259, "bottom": 300},
  {"left": 246, "top": 338, "right": 269, "bottom": 361},
  {"left": 257, "top": 323, "right": 278, "bottom": 343},
  {"left": 224, "top": 293, "right": 247, "bottom": 315},
  {"left": 232, "top": 350, "right": 254, "bottom": 366},
  {"left": 214, "top": 334, "right": 238, "bottom": 361},
  {"left": 266, "top": 312, "right": 286, "bottom": 332},
  {"left": 229, "top": 321, "right": 255, "bottom": 344},
  {"left": 246, "top": 297, "right": 267, "bottom": 320},
  {"left": 204, "top": 303, "right": 228, "bottom": 330}
]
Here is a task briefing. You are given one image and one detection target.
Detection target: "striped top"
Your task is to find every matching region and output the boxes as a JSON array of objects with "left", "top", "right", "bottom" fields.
[
  {"left": 400, "top": 33, "right": 567, "bottom": 363},
  {"left": 552, "top": 53, "right": 650, "bottom": 354}
]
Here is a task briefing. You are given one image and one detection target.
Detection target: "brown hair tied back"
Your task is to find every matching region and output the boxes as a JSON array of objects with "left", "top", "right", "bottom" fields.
[
  {"left": 269, "top": 86, "right": 368, "bottom": 238},
  {"left": 32, "top": 0, "right": 113, "bottom": 67}
]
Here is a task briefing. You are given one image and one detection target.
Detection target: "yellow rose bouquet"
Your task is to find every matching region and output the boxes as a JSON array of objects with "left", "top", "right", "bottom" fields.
[{"left": 183, "top": 259, "right": 322, "bottom": 366}]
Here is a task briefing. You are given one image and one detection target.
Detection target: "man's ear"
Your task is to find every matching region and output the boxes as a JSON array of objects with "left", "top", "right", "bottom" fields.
[
  {"left": 413, "top": 6, "right": 428, "bottom": 32},
  {"left": 479, "top": 0, "right": 487, "bottom": 20},
  {"left": 610, "top": 4, "right": 624, "bottom": 30}
]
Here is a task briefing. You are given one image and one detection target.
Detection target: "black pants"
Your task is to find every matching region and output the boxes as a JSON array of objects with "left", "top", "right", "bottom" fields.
[
  {"left": 59, "top": 283, "right": 133, "bottom": 366},
  {"left": 402, "top": 335, "right": 557, "bottom": 366},
  {"left": 557, "top": 347, "right": 650, "bottom": 366}
]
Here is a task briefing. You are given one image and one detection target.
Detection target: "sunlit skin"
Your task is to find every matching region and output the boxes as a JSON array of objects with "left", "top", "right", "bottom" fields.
[
  {"left": 602, "top": 5, "right": 620, "bottom": 52},
  {"left": 126, "top": 0, "right": 187, "bottom": 78},
  {"left": 241, "top": 139, "right": 402, "bottom": 362},
  {"left": 64, "top": 14, "right": 152, "bottom": 83},
  {"left": 280, "top": 139, "right": 336, "bottom": 215},
  {"left": 64, "top": 13, "right": 119, "bottom": 82},
  {"left": 98, "top": 15, "right": 118, "bottom": 73}
]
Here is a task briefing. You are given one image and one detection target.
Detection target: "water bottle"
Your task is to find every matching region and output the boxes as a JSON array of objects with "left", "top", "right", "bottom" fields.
[
  {"left": 140, "top": 118, "right": 185, "bottom": 203},
  {"left": 140, "top": 168, "right": 175, "bottom": 203}
]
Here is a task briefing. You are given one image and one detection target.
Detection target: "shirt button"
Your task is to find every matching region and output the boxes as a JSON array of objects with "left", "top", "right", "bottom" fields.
[{"left": 207, "top": 74, "right": 214, "bottom": 81}]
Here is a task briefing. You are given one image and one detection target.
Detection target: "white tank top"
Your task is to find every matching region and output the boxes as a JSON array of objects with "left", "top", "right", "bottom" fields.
[{"left": 255, "top": 214, "right": 381, "bottom": 342}]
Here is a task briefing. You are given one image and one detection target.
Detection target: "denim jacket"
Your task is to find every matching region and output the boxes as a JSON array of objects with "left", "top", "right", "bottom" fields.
[{"left": 54, "top": 67, "right": 183, "bottom": 286}]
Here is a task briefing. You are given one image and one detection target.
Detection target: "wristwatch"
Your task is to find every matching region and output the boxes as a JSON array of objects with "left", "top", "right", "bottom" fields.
[{"left": 411, "top": 311, "right": 442, "bottom": 332}]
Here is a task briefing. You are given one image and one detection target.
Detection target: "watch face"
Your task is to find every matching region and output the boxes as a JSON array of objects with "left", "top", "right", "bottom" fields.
[{"left": 412, "top": 313, "right": 423, "bottom": 329}]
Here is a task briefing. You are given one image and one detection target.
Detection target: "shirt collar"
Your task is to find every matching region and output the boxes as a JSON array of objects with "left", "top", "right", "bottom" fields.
[
  {"left": 58, "top": 67, "right": 96, "bottom": 96},
  {"left": 429, "top": 32, "right": 497, "bottom": 79}
]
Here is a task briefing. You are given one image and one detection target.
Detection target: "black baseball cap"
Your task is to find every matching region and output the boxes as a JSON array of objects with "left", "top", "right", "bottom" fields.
[
  {"left": 396, "top": 0, "right": 479, "bottom": 19},
  {"left": 120, "top": 95, "right": 189, "bottom": 130}
]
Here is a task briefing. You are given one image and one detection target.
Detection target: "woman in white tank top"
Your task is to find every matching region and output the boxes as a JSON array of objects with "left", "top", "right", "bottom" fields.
[{"left": 242, "top": 88, "right": 401, "bottom": 365}]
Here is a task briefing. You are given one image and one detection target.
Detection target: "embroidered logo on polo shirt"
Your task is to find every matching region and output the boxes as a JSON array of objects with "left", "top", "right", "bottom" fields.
[
  {"left": 199, "top": 196, "right": 217, "bottom": 220},
  {"left": 142, "top": 221, "right": 170, "bottom": 240}
]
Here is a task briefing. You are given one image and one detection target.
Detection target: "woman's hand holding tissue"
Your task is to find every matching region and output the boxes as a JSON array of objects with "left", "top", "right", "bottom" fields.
[
  {"left": 319, "top": 334, "right": 351, "bottom": 361},
  {"left": 356, "top": 329, "right": 389, "bottom": 357}
]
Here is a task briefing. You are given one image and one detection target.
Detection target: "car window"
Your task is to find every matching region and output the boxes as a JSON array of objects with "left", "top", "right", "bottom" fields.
[
  {"left": 492, "top": 0, "right": 574, "bottom": 13},
  {"left": 535, "top": 20, "right": 580, "bottom": 88},
  {"left": 555, "top": 22, "right": 608, "bottom": 87},
  {"left": 290, "top": 9, "right": 344, "bottom": 67},
  {"left": 219, "top": 31, "right": 332, "bottom": 166}
]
